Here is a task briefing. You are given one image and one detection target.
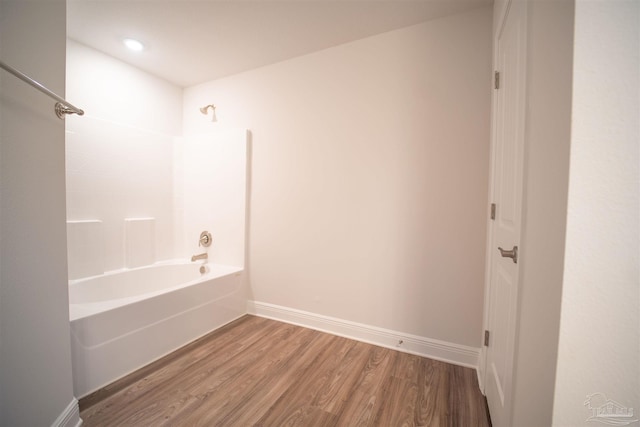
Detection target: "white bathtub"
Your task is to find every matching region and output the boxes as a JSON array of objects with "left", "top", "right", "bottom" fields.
[{"left": 69, "top": 260, "right": 246, "bottom": 397}]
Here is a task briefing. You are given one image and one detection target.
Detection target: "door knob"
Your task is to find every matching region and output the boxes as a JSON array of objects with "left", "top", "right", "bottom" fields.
[{"left": 498, "top": 246, "right": 518, "bottom": 263}]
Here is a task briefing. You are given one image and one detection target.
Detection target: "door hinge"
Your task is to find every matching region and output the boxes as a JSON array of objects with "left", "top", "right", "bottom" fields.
[
  {"left": 484, "top": 330, "right": 490, "bottom": 347},
  {"left": 494, "top": 71, "right": 500, "bottom": 89},
  {"left": 490, "top": 203, "right": 496, "bottom": 220}
]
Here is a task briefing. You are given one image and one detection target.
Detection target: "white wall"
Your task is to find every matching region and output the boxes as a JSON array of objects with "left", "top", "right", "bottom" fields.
[
  {"left": 0, "top": 1, "right": 79, "bottom": 426},
  {"left": 66, "top": 41, "right": 183, "bottom": 274},
  {"left": 553, "top": 0, "right": 640, "bottom": 424},
  {"left": 184, "top": 7, "right": 492, "bottom": 348}
]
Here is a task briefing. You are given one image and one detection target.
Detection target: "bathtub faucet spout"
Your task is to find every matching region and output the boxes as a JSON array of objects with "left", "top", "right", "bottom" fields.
[{"left": 191, "top": 252, "right": 208, "bottom": 262}]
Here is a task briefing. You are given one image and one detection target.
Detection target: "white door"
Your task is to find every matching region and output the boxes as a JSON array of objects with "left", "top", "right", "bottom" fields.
[{"left": 483, "top": 1, "right": 527, "bottom": 426}]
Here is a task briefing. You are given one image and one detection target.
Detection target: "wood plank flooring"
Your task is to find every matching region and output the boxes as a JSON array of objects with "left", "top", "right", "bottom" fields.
[{"left": 80, "top": 315, "right": 490, "bottom": 426}]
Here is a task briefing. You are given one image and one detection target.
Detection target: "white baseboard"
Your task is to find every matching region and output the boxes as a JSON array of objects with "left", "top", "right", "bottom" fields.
[
  {"left": 52, "top": 398, "right": 82, "bottom": 427},
  {"left": 248, "top": 301, "right": 480, "bottom": 369}
]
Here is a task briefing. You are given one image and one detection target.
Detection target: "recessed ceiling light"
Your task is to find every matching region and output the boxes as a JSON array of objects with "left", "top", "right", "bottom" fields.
[{"left": 123, "top": 38, "right": 144, "bottom": 52}]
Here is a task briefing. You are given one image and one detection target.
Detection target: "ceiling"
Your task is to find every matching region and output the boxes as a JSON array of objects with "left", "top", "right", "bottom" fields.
[{"left": 67, "top": 0, "right": 491, "bottom": 88}]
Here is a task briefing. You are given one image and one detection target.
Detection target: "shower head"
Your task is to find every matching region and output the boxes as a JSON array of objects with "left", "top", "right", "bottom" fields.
[{"left": 200, "top": 104, "right": 217, "bottom": 122}]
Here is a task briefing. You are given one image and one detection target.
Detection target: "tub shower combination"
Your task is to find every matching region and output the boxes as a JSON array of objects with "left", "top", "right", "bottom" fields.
[
  {"left": 69, "top": 236, "right": 246, "bottom": 397},
  {"left": 66, "top": 114, "right": 249, "bottom": 397}
]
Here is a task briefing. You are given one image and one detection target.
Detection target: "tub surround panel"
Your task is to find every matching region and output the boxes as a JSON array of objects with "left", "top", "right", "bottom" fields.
[
  {"left": 66, "top": 40, "right": 181, "bottom": 272},
  {"left": 180, "top": 129, "right": 249, "bottom": 268},
  {"left": 65, "top": 114, "right": 176, "bottom": 272},
  {"left": 124, "top": 217, "right": 156, "bottom": 268},
  {"left": 67, "top": 220, "right": 104, "bottom": 280}
]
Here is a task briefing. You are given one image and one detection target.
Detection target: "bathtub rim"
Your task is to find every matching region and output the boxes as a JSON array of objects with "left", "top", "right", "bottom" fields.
[{"left": 68, "top": 259, "right": 243, "bottom": 322}]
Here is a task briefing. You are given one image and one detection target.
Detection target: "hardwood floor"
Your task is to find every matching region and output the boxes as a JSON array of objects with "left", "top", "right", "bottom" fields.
[{"left": 80, "top": 315, "right": 490, "bottom": 426}]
